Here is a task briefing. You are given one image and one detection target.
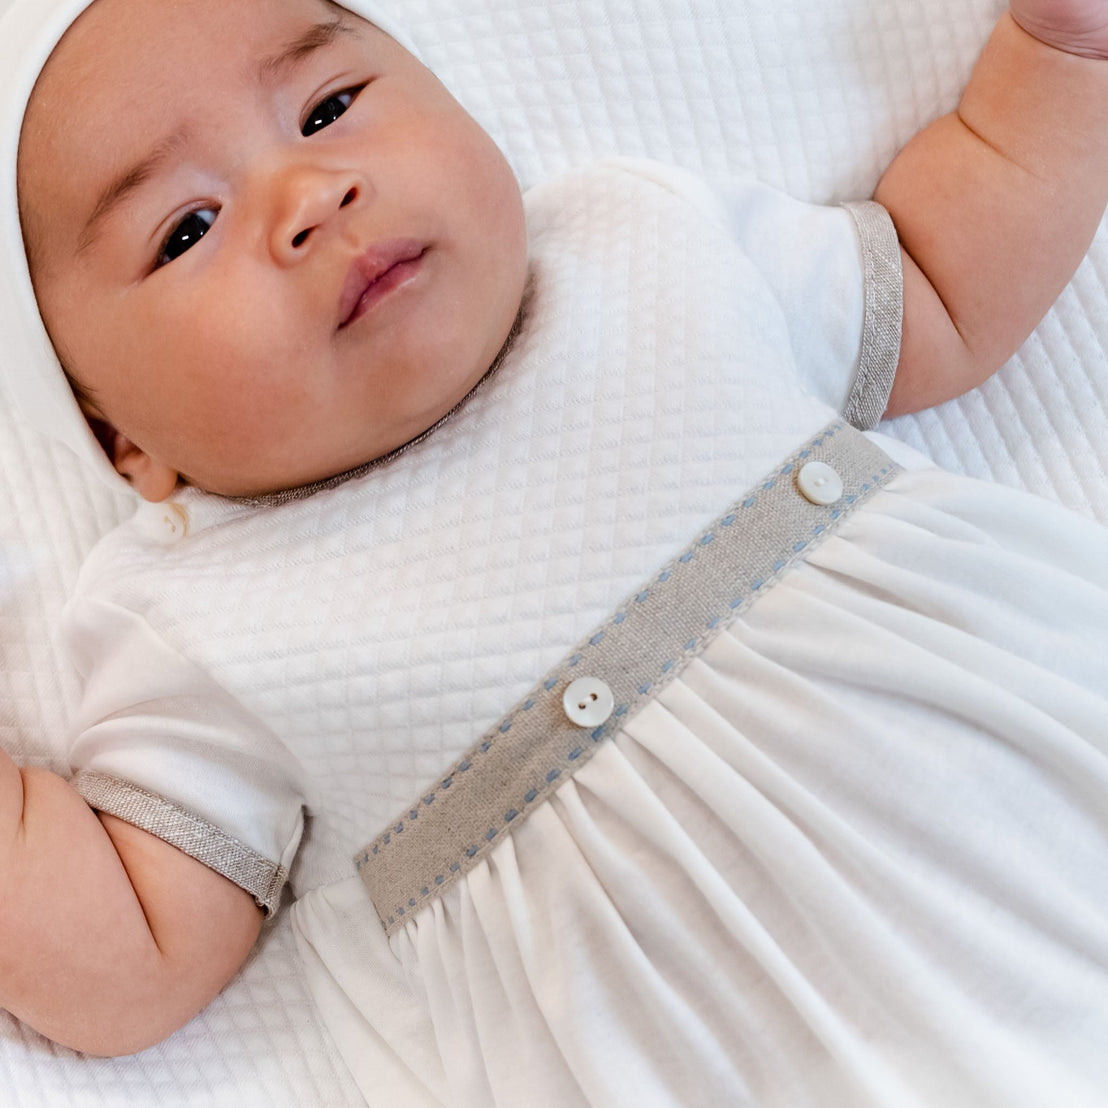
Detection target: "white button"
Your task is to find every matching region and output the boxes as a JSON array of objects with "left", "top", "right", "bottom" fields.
[
  {"left": 797, "top": 461, "right": 844, "bottom": 506},
  {"left": 138, "top": 501, "right": 189, "bottom": 545},
  {"left": 562, "top": 677, "right": 615, "bottom": 728}
]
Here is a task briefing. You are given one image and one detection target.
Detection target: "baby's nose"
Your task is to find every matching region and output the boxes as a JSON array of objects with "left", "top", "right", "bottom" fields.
[{"left": 270, "top": 167, "right": 363, "bottom": 263}]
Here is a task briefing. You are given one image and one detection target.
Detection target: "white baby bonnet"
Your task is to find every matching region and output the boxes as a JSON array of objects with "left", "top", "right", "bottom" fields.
[{"left": 0, "top": 0, "right": 417, "bottom": 494}]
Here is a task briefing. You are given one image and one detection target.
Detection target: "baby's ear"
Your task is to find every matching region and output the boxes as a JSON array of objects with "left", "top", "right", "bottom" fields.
[{"left": 82, "top": 410, "right": 180, "bottom": 503}]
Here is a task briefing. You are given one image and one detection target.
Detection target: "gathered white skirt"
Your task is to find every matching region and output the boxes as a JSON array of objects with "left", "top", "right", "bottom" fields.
[{"left": 292, "top": 459, "right": 1108, "bottom": 1108}]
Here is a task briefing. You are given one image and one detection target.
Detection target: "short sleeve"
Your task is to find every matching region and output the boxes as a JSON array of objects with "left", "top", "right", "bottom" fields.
[
  {"left": 63, "top": 591, "right": 307, "bottom": 917},
  {"left": 703, "top": 171, "right": 904, "bottom": 430}
]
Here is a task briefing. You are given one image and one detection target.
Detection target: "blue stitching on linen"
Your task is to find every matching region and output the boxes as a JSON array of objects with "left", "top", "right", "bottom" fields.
[{"left": 366, "top": 424, "right": 900, "bottom": 923}]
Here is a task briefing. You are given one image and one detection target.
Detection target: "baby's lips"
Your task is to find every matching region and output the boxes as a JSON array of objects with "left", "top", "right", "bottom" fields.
[{"left": 338, "top": 238, "right": 427, "bottom": 327}]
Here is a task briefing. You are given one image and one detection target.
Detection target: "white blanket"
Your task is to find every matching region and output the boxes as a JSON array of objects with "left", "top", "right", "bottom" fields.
[{"left": 3, "top": 0, "right": 1104, "bottom": 1103}]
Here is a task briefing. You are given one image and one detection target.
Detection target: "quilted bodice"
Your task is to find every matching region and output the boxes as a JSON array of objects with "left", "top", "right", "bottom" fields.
[{"left": 69, "top": 162, "right": 852, "bottom": 890}]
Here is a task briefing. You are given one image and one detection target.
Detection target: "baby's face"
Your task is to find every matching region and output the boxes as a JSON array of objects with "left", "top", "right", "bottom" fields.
[{"left": 18, "top": 0, "right": 528, "bottom": 499}]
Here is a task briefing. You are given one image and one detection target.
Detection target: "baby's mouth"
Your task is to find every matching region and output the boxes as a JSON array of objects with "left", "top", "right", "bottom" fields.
[{"left": 338, "top": 239, "right": 428, "bottom": 329}]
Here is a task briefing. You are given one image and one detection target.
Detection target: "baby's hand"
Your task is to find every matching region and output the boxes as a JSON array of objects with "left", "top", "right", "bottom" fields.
[{"left": 1010, "top": 0, "right": 1108, "bottom": 58}]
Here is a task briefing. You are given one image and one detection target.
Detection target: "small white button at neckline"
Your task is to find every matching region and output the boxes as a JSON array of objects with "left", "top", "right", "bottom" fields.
[
  {"left": 562, "top": 676, "right": 615, "bottom": 728},
  {"left": 797, "top": 461, "right": 844, "bottom": 506},
  {"left": 139, "top": 501, "right": 189, "bottom": 545}
]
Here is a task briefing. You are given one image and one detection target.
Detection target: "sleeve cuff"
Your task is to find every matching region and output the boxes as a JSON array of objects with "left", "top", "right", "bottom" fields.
[
  {"left": 841, "top": 200, "right": 903, "bottom": 431},
  {"left": 73, "top": 770, "right": 289, "bottom": 917}
]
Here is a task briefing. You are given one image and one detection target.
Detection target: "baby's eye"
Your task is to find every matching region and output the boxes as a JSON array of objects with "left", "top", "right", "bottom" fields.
[
  {"left": 157, "top": 208, "right": 218, "bottom": 267},
  {"left": 302, "top": 88, "right": 358, "bottom": 136}
]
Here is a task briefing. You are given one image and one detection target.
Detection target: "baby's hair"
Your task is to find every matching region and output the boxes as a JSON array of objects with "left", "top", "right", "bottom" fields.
[
  {"left": 62, "top": 366, "right": 96, "bottom": 407},
  {"left": 15, "top": 186, "right": 45, "bottom": 283}
]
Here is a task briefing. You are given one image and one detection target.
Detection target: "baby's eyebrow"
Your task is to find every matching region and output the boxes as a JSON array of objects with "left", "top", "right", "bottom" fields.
[
  {"left": 256, "top": 16, "right": 357, "bottom": 87},
  {"left": 78, "top": 130, "right": 188, "bottom": 255}
]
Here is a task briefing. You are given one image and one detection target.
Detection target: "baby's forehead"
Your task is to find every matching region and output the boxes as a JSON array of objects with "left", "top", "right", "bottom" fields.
[
  {"left": 24, "top": 0, "right": 421, "bottom": 149},
  {"left": 20, "top": 1, "right": 339, "bottom": 193},
  {"left": 37, "top": 0, "right": 357, "bottom": 90}
]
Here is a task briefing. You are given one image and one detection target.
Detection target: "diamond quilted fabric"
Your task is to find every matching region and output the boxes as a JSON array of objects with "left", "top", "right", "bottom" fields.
[{"left": 2, "top": 0, "right": 1108, "bottom": 1104}]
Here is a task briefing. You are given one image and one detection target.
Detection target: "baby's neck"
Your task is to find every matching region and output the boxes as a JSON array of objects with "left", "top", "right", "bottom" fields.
[{"left": 227, "top": 285, "right": 532, "bottom": 509}]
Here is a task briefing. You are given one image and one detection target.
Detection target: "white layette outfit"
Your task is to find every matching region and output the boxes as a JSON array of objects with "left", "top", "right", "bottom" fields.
[{"left": 44, "top": 161, "right": 1108, "bottom": 1107}]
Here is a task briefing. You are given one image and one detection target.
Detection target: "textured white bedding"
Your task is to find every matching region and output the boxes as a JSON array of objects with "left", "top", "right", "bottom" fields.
[{"left": 2, "top": 0, "right": 1104, "bottom": 1103}]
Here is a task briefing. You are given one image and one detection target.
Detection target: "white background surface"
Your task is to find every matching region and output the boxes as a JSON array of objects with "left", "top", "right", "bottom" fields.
[{"left": 1, "top": 0, "right": 1104, "bottom": 1103}]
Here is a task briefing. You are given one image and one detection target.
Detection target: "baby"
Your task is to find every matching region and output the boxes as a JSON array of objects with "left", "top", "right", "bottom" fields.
[{"left": 2, "top": 0, "right": 1108, "bottom": 1104}]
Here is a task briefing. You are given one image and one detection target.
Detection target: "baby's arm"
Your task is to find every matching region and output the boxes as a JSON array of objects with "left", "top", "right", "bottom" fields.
[
  {"left": 876, "top": 2, "right": 1108, "bottom": 415},
  {"left": 0, "top": 748, "right": 262, "bottom": 1055}
]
